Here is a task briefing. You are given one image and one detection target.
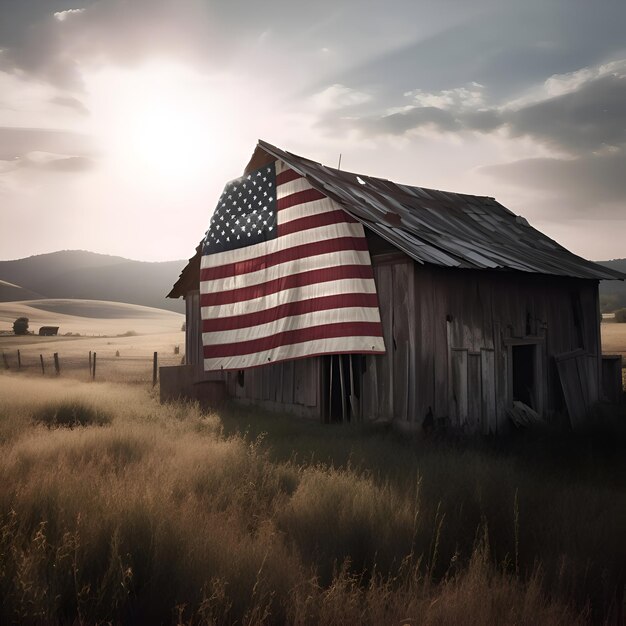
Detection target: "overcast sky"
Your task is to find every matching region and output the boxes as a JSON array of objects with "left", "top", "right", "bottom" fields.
[{"left": 1, "top": 0, "right": 625, "bottom": 262}]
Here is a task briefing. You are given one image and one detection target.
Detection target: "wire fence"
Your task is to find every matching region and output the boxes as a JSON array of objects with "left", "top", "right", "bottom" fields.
[{"left": 1, "top": 347, "right": 184, "bottom": 385}]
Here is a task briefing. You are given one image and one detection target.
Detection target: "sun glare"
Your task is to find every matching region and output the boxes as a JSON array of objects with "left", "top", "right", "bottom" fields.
[{"left": 86, "top": 62, "right": 230, "bottom": 183}]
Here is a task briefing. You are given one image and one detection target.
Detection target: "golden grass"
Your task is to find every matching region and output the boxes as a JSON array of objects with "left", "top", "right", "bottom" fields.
[{"left": 0, "top": 373, "right": 623, "bottom": 624}]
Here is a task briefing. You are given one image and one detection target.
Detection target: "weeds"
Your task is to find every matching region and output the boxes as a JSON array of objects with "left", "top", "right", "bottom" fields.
[
  {"left": 0, "top": 373, "right": 623, "bottom": 624},
  {"left": 33, "top": 401, "right": 111, "bottom": 428}
]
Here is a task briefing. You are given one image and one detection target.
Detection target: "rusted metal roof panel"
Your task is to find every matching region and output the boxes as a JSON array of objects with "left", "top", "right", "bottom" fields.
[{"left": 255, "top": 140, "right": 624, "bottom": 281}]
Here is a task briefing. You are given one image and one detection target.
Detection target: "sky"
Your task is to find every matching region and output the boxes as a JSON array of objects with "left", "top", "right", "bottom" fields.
[{"left": 0, "top": 0, "right": 625, "bottom": 262}]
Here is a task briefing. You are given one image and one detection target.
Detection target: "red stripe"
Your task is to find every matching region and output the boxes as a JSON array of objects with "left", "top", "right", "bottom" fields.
[
  {"left": 203, "top": 321, "right": 383, "bottom": 358},
  {"left": 276, "top": 168, "right": 302, "bottom": 186},
  {"left": 279, "top": 209, "right": 357, "bottom": 237},
  {"left": 200, "top": 265, "right": 375, "bottom": 306},
  {"left": 200, "top": 236, "right": 369, "bottom": 281},
  {"left": 277, "top": 188, "right": 326, "bottom": 211},
  {"left": 202, "top": 293, "right": 380, "bottom": 332}
]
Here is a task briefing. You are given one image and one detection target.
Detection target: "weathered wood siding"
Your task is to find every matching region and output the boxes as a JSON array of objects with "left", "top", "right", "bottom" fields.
[
  {"left": 225, "top": 357, "right": 322, "bottom": 419},
  {"left": 362, "top": 259, "right": 601, "bottom": 433},
  {"left": 182, "top": 252, "right": 601, "bottom": 433}
]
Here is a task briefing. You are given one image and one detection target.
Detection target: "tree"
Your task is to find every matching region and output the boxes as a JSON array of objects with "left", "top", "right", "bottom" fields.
[{"left": 13, "top": 317, "right": 29, "bottom": 335}]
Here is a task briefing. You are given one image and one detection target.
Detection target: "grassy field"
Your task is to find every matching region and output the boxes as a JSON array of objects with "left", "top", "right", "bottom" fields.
[
  {"left": 602, "top": 321, "right": 626, "bottom": 357},
  {"left": 0, "top": 372, "right": 624, "bottom": 625},
  {"left": 0, "top": 299, "right": 184, "bottom": 383}
]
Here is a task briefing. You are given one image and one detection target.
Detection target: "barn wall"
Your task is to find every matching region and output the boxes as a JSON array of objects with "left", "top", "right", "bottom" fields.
[
  {"left": 361, "top": 259, "right": 601, "bottom": 433},
  {"left": 181, "top": 258, "right": 601, "bottom": 432}
]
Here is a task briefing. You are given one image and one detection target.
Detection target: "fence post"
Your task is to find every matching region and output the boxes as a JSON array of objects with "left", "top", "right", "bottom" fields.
[
  {"left": 17, "top": 350, "right": 21, "bottom": 370},
  {"left": 2, "top": 352, "right": 9, "bottom": 370},
  {"left": 92, "top": 352, "right": 97, "bottom": 380},
  {"left": 152, "top": 351, "right": 158, "bottom": 386},
  {"left": 53, "top": 353, "right": 60, "bottom": 376},
  {"left": 40, "top": 354, "right": 45, "bottom": 375},
  {"left": 89, "top": 351, "right": 92, "bottom": 375}
]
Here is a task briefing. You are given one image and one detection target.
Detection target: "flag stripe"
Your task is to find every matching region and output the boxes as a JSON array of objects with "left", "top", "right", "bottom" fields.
[
  {"left": 203, "top": 336, "right": 385, "bottom": 371},
  {"left": 201, "top": 292, "right": 381, "bottom": 331},
  {"left": 201, "top": 278, "right": 379, "bottom": 319},
  {"left": 202, "top": 249, "right": 372, "bottom": 293},
  {"left": 200, "top": 236, "right": 370, "bottom": 281},
  {"left": 200, "top": 159, "right": 385, "bottom": 371},
  {"left": 200, "top": 222, "right": 366, "bottom": 268},
  {"left": 203, "top": 307, "right": 381, "bottom": 345},
  {"left": 276, "top": 176, "right": 312, "bottom": 198},
  {"left": 200, "top": 264, "right": 374, "bottom": 306},
  {"left": 278, "top": 209, "right": 357, "bottom": 237},
  {"left": 279, "top": 196, "right": 338, "bottom": 225},
  {"left": 276, "top": 168, "right": 303, "bottom": 186},
  {"left": 203, "top": 321, "right": 383, "bottom": 358},
  {"left": 277, "top": 188, "right": 326, "bottom": 211}
]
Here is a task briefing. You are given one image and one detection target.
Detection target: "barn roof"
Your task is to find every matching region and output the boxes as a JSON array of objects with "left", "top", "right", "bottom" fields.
[{"left": 169, "top": 140, "right": 623, "bottom": 297}]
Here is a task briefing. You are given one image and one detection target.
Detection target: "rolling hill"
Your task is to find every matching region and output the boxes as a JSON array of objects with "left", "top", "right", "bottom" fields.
[
  {"left": 0, "top": 299, "right": 183, "bottom": 336},
  {"left": 0, "top": 250, "right": 186, "bottom": 313}
]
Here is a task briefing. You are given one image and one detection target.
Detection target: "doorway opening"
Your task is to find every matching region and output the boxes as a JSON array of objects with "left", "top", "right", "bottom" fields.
[
  {"left": 512, "top": 344, "right": 537, "bottom": 409},
  {"left": 324, "top": 355, "right": 363, "bottom": 423}
]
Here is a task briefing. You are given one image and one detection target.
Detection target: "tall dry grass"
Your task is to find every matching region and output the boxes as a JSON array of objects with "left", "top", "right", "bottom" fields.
[{"left": 0, "top": 373, "right": 623, "bottom": 624}]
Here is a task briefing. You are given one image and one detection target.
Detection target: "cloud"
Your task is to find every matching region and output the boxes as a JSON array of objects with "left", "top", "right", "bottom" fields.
[
  {"left": 49, "top": 95, "right": 89, "bottom": 115},
  {"left": 53, "top": 8, "right": 85, "bottom": 22},
  {"left": 312, "top": 84, "right": 371, "bottom": 110},
  {"left": 324, "top": 58, "right": 626, "bottom": 156},
  {"left": 0, "top": 127, "right": 94, "bottom": 160},
  {"left": 479, "top": 149, "right": 626, "bottom": 218}
]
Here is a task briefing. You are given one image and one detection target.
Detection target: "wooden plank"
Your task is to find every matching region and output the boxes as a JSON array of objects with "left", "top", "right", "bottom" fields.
[
  {"left": 467, "top": 353, "right": 481, "bottom": 432},
  {"left": 338, "top": 356, "right": 347, "bottom": 422},
  {"left": 304, "top": 358, "right": 318, "bottom": 407},
  {"left": 261, "top": 364, "right": 271, "bottom": 401},
  {"left": 294, "top": 359, "right": 307, "bottom": 406},
  {"left": 450, "top": 349, "right": 468, "bottom": 428},
  {"left": 392, "top": 262, "right": 411, "bottom": 422},
  {"left": 375, "top": 264, "right": 394, "bottom": 420},
  {"left": 480, "top": 349, "right": 497, "bottom": 435},
  {"left": 282, "top": 360, "right": 294, "bottom": 405},
  {"left": 555, "top": 350, "right": 588, "bottom": 431},
  {"left": 415, "top": 265, "right": 435, "bottom": 421}
]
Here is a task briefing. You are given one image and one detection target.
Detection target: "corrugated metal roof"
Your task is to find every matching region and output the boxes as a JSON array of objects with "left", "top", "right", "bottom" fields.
[
  {"left": 168, "top": 140, "right": 624, "bottom": 297},
  {"left": 255, "top": 140, "right": 624, "bottom": 281}
]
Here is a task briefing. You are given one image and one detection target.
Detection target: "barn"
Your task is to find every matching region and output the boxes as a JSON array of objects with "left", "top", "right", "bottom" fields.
[{"left": 161, "top": 140, "right": 624, "bottom": 434}]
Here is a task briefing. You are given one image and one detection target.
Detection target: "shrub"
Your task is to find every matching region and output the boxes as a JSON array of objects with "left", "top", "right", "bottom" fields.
[
  {"left": 12, "top": 317, "right": 29, "bottom": 335},
  {"left": 615, "top": 308, "right": 626, "bottom": 323},
  {"left": 32, "top": 401, "right": 111, "bottom": 429}
]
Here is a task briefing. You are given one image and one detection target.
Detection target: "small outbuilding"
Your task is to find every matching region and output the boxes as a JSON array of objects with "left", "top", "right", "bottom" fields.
[
  {"left": 38, "top": 326, "right": 59, "bottom": 336},
  {"left": 161, "top": 140, "right": 624, "bottom": 433}
]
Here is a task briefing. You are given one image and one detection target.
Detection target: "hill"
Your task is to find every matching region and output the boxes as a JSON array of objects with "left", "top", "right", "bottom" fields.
[
  {"left": 0, "top": 251, "right": 186, "bottom": 313},
  {"left": 597, "top": 258, "right": 626, "bottom": 312},
  {"left": 0, "top": 298, "right": 183, "bottom": 336},
  {"left": 0, "top": 279, "right": 44, "bottom": 302}
]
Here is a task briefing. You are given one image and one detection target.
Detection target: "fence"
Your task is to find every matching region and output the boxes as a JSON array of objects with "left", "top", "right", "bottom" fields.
[{"left": 1, "top": 348, "right": 184, "bottom": 385}]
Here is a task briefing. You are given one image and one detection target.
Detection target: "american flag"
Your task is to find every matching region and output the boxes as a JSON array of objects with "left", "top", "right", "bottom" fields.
[{"left": 199, "top": 160, "right": 385, "bottom": 371}]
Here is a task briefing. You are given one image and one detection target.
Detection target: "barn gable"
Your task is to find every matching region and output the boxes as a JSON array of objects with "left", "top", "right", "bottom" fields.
[{"left": 162, "top": 140, "right": 624, "bottom": 434}]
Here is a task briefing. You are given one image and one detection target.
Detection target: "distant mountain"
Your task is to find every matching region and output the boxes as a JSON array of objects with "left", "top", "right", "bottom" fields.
[
  {"left": 597, "top": 259, "right": 626, "bottom": 312},
  {"left": 0, "top": 250, "right": 186, "bottom": 313},
  {"left": 0, "top": 279, "right": 44, "bottom": 302}
]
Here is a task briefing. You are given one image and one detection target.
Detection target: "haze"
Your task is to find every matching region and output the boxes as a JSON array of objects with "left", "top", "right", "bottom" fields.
[{"left": 1, "top": 0, "right": 625, "bottom": 262}]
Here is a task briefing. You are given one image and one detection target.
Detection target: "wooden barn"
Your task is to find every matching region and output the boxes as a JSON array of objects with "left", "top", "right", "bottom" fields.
[{"left": 161, "top": 140, "right": 624, "bottom": 434}]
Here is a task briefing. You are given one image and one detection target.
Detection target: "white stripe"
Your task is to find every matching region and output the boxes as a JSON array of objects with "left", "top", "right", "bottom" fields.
[
  {"left": 201, "top": 249, "right": 372, "bottom": 293},
  {"left": 275, "top": 160, "right": 293, "bottom": 176},
  {"left": 202, "top": 306, "right": 381, "bottom": 345},
  {"left": 200, "top": 221, "right": 367, "bottom": 268},
  {"left": 201, "top": 277, "right": 378, "bottom": 318},
  {"left": 204, "top": 335, "right": 386, "bottom": 371},
  {"left": 276, "top": 176, "right": 311, "bottom": 198},
  {"left": 279, "top": 196, "right": 339, "bottom": 225}
]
